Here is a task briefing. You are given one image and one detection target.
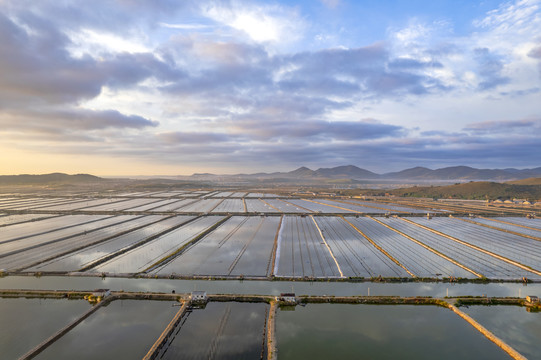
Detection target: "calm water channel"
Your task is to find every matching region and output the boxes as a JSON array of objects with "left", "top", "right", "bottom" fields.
[
  {"left": 277, "top": 304, "right": 510, "bottom": 360},
  {"left": 1, "top": 275, "right": 539, "bottom": 298}
]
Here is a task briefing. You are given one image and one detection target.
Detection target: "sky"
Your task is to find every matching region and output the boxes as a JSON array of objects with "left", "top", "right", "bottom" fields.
[{"left": 0, "top": 0, "right": 540, "bottom": 176}]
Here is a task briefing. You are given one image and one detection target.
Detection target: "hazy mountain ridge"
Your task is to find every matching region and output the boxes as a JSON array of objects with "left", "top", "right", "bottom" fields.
[
  {"left": 0, "top": 173, "right": 103, "bottom": 185},
  {"left": 191, "top": 165, "right": 541, "bottom": 181}
]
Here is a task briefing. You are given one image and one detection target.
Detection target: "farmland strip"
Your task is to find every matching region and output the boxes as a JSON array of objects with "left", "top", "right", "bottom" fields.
[
  {"left": 77, "top": 216, "right": 199, "bottom": 272},
  {"left": 310, "top": 215, "right": 344, "bottom": 277},
  {"left": 453, "top": 216, "right": 541, "bottom": 241},
  {"left": 370, "top": 217, "right": 483, "bottom": 278},
  {"left": 303, "top": 199, "right": 360, "bottom": 213},
  {"left": 269, "top": 215, "right": 283, "bottom": 277},
  {"left": 227, "top": 218, "right": 264, "bottom": 274},
  {"left": 142, "top": 216, "right": 231, "bottom": 273},
  {"left": 260, "top": 199, "right": 281, "bottom": 212},
  {"left": 400, "top": 217, "right": 541, "bottom": 276},
  {"left": 341, "top": 216, "right": 415, "bottom": 278}
]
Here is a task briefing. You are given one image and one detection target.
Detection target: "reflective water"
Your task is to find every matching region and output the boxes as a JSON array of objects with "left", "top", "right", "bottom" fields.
[
  {"left": 160, "top": 302, "right": 268, "bottom": 359},
  {"left": 1, "top": 276, "right": 539, "bottom": 298},
  {"left": 277, "top": 304, "right": 510, "bottom": 359},
  {"left": 36, "top": 300, "right": 177, "bottom": 359},
  {"left": 462, "top": 305, "right": 541, "bottom": 359},
  {"left": 0, "top": 298, "right": 90, "bottom": 359}
]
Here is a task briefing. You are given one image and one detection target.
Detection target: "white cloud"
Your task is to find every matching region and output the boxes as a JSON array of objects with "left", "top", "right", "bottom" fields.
[
  {"left": 203, "top": 2, "right": 305, "bottom": 46},
  {"left": 67, "top": 28, "right": 150, "bottom": 57},
  {"left": 159, "top": 22, "right": 211, "bottom": 30},
  {"left": 474, "top": 0, "right": 540, "bottom": 32}
]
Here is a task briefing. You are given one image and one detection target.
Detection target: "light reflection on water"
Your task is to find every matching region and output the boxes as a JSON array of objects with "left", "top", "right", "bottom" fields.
[
  {"left": 277, "top": 304, "right": 511, "bottom": 360},
  {"left": 1, "top": 277, "right": 539, "bottom": 359},
  {"left": 462, "top": 305, "right": 541, "bottom": 360},
  {"left": 160, "top": 302, "right": 268, "bottom": 359},
  {"left": 0, "top": 298, "right": 90, "bottom": 359},
  {"left": 35, "top": 300, "right": 178, "bottom": 360}
]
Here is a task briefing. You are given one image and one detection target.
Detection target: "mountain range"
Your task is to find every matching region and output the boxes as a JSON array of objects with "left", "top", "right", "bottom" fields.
[
  {"left": 2, "top": 166, "right": 541, "bottom": 185},
  {"left": 0, "top": 173, "right": 103, "bottom": 185},
  {"left": 191, "top": 165, "right": 541, "bottom": 181}
]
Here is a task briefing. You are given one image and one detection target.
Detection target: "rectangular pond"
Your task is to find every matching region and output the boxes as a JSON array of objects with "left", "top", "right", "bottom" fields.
[
  {"left": 462, "top": 305, "right": 541, "bottom": 360},
  {"left": 153, "top": 216, "right": 280, "bottom": 277},
  {"left": 158, "top": 301, "right": 268, "bottom": 359},
  {"left": 0, "top": 298, "right": 91, "bottom": 359},
  {"left": 276, "top": 303, "right": 510, "bottom": 360},
  {"left": 35, "top": 299, "right": 178, "bottom": 360}
]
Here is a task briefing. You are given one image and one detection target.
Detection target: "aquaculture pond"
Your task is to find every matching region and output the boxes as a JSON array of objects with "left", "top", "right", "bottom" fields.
[
  {"left": 462, "top": 305, "right": 541, "bottom": 360},
  {"left": 158, "top": 301, "right": 268, "bottom": 359},
  {"left": 35, "top": 300, "right": 178, "bottom": 359},
  {"left": 0, "top": 298, "right": 91, "bottom": 359},
  {"left": 276, "top": 304, "right": 510, "bottom": 360}
]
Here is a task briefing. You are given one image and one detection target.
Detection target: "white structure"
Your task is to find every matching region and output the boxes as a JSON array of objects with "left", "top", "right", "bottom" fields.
[
  {"left": 92, "top": 289, "right": 111, "bottom": 297},
  {"left": 279, "top": 293, "right": 296, "bottom": 303},
  {"left": 191, "top": 291, "right": 208, "bottom": 302},
  {"left": 526, "top": 295, "right": 539, "bottom": 304}
]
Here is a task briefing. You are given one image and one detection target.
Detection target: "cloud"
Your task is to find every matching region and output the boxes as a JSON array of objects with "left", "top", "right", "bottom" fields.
[
  {"left": 473, "top": 47, "right": 510, "bottom": 90},
  {"left": 224, "top": 117, "right": 406, "bottom": 141},
  {"left": 0, "top": 12, "right": 182, "bottom": 107},
  {"left": 159, "top": 22, "right": 210, "bottom": 30},
  {"left": 203, "top": 1, "right": 306, "bottom": 44},
  {"left": 464, "top": 118, "right": 541, "bottom": 134},
  {"left": 0, "top": 108, "right": 158, "bottom": 137},
  {"left": 1, "top": 0, "right": 541, "bottom": 174},
  {"left": 529, "top": 45, "right": 541, "bottom": 59},
  {"left": 473, "top": 0, "right": 541, "bottom": 34},
  {"left": 276, "top": 44, "right": 446, "bottom": 98},
  {"left": 158, "top": 131, "right": 241, "bottom": 144}
]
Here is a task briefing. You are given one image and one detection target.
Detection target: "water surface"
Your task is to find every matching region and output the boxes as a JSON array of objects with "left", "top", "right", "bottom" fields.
[
  {"left": 462, "top": 305, "right": 541, "bottom": 359},
  {"left": 277, "top": 304, "right": 510, "bottom": 359},
  {"left": 1, "top": 275, "right": 539, "bottom": 298},
  {"left": 0, "top": 298, "right": 90, "bottom": 359},
  {"left": 160, "top": 302, "right": 268, "bottom": 359},
  {"left": 36, "top": 300, "right": 178, "bottom": 359}
]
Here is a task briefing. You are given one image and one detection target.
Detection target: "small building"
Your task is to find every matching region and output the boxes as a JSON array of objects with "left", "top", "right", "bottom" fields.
[
  {"left": 526, "top": 295, "right": 539, "bottom": 304},
  {"left": 92, "top": 289, "right": 111, "bottom": 298},
  {"left": 279, "top": 293, "right": 297, "bottom": 304},
  {"left": 191, "top": 291, "right": 208, "bottom": 303}
]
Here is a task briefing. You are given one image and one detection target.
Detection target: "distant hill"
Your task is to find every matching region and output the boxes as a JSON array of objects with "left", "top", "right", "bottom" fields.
[
  {"left": 313, "top": 165, "right": 379, "bottom": 179},
  {"left": 389, "top": 181, "right": 541, "bottom": 200},
  {"left": 383, "top": 166, "right": 541, "bottom": 181},
  {"left": 506, "top": 177, "right": 541, "bottom": 185},
  {"left": 0, "top": 173, "right": 104, "bottom": 185},
  {"left": 189, "top": 165, "right": 541, "bottom": 182},
  {"left": 288, "top": 166, "right": 317, "bottom": 178}
]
